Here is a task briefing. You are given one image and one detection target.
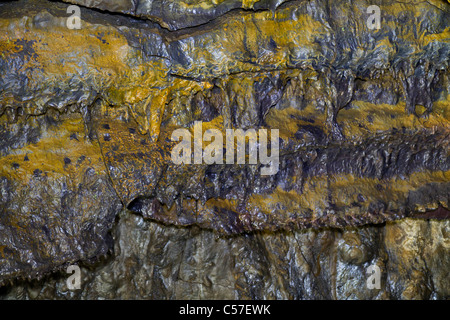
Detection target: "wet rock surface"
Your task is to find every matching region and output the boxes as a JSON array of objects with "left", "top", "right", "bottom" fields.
[
  {"left": 0, "top": 211, "right": 449, "bottom": 299},
  {"left": 0, "top": 0, "right": 449, "bottom": 298},
  {"left": 62, "top": 0, "right": 294, "bottom": 31},
  {"left": 0, "top": 111, "right": 121, "bottom": 283}
]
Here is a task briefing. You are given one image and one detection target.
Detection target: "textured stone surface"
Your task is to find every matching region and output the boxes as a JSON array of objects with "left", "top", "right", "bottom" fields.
[
  {"left": 0, "top": 111, "right": 121, "bottom": 283},
  {"left": 62, "top": 0, "right": 293, "bottom": 30},
  {"left": 0, "top": 0, "right": 449, "bottom": 298},
  {"left": 0, "top": 211, "right": 449, "bottom": 299}
]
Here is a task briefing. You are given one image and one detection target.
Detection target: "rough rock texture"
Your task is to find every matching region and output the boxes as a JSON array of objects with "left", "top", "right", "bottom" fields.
[
  {"left": 62, "top": 0, "right": 294, "bottom": 30},
  {"left": 0, "top": 0, "right": 449, "bottom": 298},
  {"left": 1, "top": 211, "right": 449, "bottom": 299}
]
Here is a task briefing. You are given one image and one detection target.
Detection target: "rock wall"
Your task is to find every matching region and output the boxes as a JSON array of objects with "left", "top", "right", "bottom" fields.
[
  {"left": 1, "top": 211, "right": 449, "bottom": 299},
  {"left": 0, "top": 0, "right": 449, "bottom": 299}
]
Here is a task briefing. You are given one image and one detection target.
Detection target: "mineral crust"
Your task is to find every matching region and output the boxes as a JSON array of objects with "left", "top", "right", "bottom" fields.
[{"left": 0, "top": 0, "right": 449, "bottom": 298}]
